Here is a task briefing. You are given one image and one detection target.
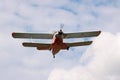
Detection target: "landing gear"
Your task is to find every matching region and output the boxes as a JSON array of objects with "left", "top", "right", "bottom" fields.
[
  {"left": 53, "top": 55, "right": 55, "bottom": 58},
  {"left": 67, "top": 47, "right": 69, "bottom": 50},
  {"left": 49, "top": 48, "right": 51, "bottom": 51}
]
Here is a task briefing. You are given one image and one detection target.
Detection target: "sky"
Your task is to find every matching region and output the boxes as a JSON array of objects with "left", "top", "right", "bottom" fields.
[{"left": 0, "top": 0, "right": 120, "bottom": 80}]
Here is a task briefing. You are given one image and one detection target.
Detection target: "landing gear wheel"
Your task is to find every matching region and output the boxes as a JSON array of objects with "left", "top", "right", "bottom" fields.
[
  {"left": 49, "top": 48, "right": 51, "bottom": 51},
  {"left": 53, "top": 55, "right": 55, "bottom": 58},
  {"left": 67, "top": 47, "right": 69, "bottom": 50}
]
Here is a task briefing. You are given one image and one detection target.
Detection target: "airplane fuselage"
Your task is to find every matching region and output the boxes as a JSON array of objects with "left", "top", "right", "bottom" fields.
[{"left": 50, "top": 32, "right": 68, "bottom": 56}]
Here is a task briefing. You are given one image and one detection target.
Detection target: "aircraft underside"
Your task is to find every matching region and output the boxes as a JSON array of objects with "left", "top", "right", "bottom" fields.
[
  {"left": 12, "top": 25, "right": 101, "bottom": 58},
  {"left": 50, "top": 43, "right": 69, "bottom": 58}
]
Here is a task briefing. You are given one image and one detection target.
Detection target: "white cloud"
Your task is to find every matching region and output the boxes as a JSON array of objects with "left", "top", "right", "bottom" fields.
[
  {"left": 0, "top": 0, "right": 120, "bottom": 80},
  {"left": 48, "top": 32, "right": 120, "bottom": 80}
]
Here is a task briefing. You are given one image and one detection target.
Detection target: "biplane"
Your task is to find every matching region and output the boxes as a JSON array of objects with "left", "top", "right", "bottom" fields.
[{"left": 12, "top": 26, "right": 101, "bottom": 58}]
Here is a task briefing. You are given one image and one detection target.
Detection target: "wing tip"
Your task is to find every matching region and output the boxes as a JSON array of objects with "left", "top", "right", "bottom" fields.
[
  {"left": 12, "top": 32, "right": 19, "bottom": 38},
  {"left": 12, "top": 32, "right": 15, "bottom": 38},
  {"left": 22, "top": 42, "right": 33, "bottom": 47},
  {"left": 98, "top": 30, "right": 101, "bottom": 36},
  {"left": 22, "top": 42, "right": 27, "bottom": 47},
  {"left": 86, "top": 41, "right": 93, "bottom": 45}
]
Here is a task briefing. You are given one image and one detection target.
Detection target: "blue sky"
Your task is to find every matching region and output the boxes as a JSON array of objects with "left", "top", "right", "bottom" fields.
[{"left": 0, "top": 0, "right": 120, "bottom": 80}]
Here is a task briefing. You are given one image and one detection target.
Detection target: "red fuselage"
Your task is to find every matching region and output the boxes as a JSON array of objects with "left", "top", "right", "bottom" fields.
[{"left": 50, "top": 32, "right": 68, "bottom": 55}]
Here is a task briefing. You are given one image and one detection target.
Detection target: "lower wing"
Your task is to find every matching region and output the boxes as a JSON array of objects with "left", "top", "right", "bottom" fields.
[
  {"left": 65, "top": 41, "right": 92, "bottom": 47},
  {"left": 22, "top": 42, "right": 51, "bottom": 50},
  {"left": 22, "top": 41, "right": 92, "bottom": 50}
]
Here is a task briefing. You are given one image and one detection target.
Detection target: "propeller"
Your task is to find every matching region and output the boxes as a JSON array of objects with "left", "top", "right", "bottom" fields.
[
  {"left": 60, "top": 24, "right": 64, "bottom": 30},
  {"left": 52, "top": 24, "right": 64, "bottom": 35},
  {"left": 58, "top": 24, "right": 64, "bottom": 35}
]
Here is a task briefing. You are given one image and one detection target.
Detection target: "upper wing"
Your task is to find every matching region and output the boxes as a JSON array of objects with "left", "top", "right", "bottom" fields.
[
  {"left": 22, "top": 42, "right": 51, "bottom": 50},
  {"left": 63, "top": 31, "right": 101, "bottom": 38},
  {"left": 12, "top": 32, "right": 53, "bottom": 39},
  {"left": 66, "top": 41, "right": 92, "bottom": 47}
]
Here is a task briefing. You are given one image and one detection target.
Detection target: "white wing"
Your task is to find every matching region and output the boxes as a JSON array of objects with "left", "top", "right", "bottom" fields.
[
  {"left": 64, "top": 31, "right": 101, "bottom": 38},
  {"left": 66, "top": 41, "right": 92, "bottom": 47},
  {"left": 22, "top": 42, "right": 51, "bottom": 50},
  {"left": 12, "top": 32, "right": 53, "bottom": 39}
]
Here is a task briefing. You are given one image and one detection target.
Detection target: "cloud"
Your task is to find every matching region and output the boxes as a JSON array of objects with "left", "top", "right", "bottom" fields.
[
  {"left": 0, "top": 0, "right": 120, "bottom": 80},
  {"left": 48, "top": 32, "right": 120, "bottom": 80}
]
